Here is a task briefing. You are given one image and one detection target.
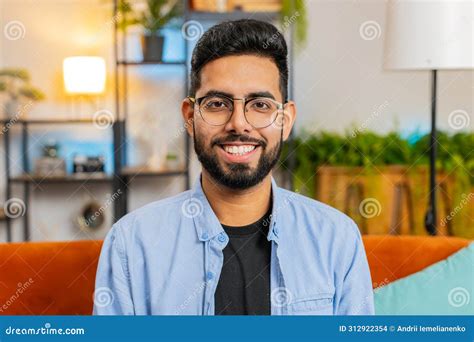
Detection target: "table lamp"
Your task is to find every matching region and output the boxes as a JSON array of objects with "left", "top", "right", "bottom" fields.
[{"left": 63, "top": 56, "right": 106, "bottom": 117}]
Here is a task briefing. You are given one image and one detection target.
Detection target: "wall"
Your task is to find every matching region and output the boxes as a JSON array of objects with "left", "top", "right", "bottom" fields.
[{"left": 293, "top": 0, "right": 473, "bottom": 135}]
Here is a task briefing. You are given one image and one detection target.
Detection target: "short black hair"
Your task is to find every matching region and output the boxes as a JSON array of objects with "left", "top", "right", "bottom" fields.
[{"left": 189, "top": 19, "right": 289, "bottom": 102}]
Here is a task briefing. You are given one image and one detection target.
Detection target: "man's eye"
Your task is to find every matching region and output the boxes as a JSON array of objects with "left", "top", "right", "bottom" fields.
[
  {"left": 249, "top": 100, "right": 272, "bottom": 112},
  {"left": 255, "top": 102, "right": 269, "bottom": 109},
  {"left": 208, "top": 101, "right": 226, "bottom": 108},
  {"left": 204, "top": 99, "right": 231, "bottom": 111}
]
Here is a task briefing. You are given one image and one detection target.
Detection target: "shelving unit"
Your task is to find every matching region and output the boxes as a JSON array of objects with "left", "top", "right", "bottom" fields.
[
  {"left": 117, "top": 61, "right": 186, "bottom": 66},
  {"left": 120, "top": 166, "right": 188, "bottom": 177},
  {"left": 187, "top": 9, "right": 279, "bottom": 21},
  {"left": 9, "top": 173, "right": 113, "bottom": 183},
  {"left": 1, "top": 117, "right": 114, "bottom": 241},
  {"left": 110, "top": 0, "right": 191, "bottom": 219}
]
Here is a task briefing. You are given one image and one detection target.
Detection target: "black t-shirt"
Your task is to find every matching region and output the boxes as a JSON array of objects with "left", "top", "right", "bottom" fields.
[{"left": 214, "top": 205, "right": 272, "bottom": 315}]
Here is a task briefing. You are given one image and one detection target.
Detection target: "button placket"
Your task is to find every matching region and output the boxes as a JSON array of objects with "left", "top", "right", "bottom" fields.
[
  {"left": 203, "top": 236, "right": 226, "bottom": 315},
  {"left": 269, "top": 224, "right": 287, "bottom": 316}
]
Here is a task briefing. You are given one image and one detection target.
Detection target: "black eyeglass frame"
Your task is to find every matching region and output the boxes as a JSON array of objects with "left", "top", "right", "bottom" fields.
[{"left": 187, "top": 94, "right": 287, "bottom": 129}]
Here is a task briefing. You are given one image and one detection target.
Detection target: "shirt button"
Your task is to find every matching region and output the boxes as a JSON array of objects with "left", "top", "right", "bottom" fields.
[
  {"left": 218, "top": 233, "right": 227, "bottom": 243},
  {"left": 206, "top": 271, "right": 214, "bottom": 281},
  {"left": 201, "top": 232, "right": 209, "bottom": 240}
]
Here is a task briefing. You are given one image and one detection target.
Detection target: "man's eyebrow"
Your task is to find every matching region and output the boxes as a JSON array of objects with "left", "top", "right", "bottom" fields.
[
  {"left": 201, "top": 90, "right": 276, "bottom": 100},
  {"left": 245, "top": 91, "right": 276, "bottom": 100},
  {"left": 202, "top": 90, "right": 234, "bottom": 98}
]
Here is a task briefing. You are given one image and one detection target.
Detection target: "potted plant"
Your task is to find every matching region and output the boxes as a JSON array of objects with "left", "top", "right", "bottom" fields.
[
  {"left": 281, "top": 0, "right": 308, "bottom": 47},
  {"left": 280, "top": 129, "right": 473, "bottom": 238},
  {"left": 117, "top": 0, "right": 182, "bottom": 62},
  {"left": 0, "top": 68, "right": 45, "bottom": 119}
]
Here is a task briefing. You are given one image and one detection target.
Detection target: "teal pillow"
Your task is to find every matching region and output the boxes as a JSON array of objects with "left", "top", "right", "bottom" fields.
[{"left": 374, "top": 243, "right": 473, "bottom": 315}]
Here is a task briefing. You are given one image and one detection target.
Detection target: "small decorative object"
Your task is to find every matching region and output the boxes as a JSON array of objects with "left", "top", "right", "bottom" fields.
[
  {"left": 34, "top": 158, "right": 67, "bottom": 177},
  {"left": 229, "top": 0, "right": 281, "bottom": 11},
  {"left": 75, "top": 201, "right": 105, "bottom": 231},
  {"left": 216, "top": 0, "right": 228, "bottom": 12},
  {"left": 73, "top": 155, "right": 105, "bottom": 174},
  {"left": 0, "top": 68, "right": 45, "bottom": 119},
  {"left": 117, "top": 0, "right": 182, "bottom": 62},
  {"left": 34, "top": 140, "right": 66, "bottom": 177},
  {"left": 43, "top": 140, "right": 60, "bottom": 158},
  {"left": 164, "top": 152, "right": 180, "bottom": 170}
]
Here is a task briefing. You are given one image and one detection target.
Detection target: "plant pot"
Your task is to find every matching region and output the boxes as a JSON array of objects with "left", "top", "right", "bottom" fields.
[
  {"left": 141, "top": 34, "right": 164, "bottom": 62},
  {"left": 316, "top": 165, "right": 412, "bottom": 235},
  {"left": 4, "top": 99, "right": 20, "bottom": 119},
  {"left": 314, "top": 165, "right": 473, "bottom": 238}
]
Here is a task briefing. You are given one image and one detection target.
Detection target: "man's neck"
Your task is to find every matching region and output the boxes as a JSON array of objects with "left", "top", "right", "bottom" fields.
[{"left": 201, "top": 169, "right": 272, "bottom": 227}]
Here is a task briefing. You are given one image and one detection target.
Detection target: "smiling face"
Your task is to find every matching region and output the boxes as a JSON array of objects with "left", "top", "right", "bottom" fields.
[{"left": 182, "top": 55, "right": 296, "bottom": 190}]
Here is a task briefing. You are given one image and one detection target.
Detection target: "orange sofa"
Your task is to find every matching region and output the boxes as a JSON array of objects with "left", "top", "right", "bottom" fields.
[{"left": 0, "top": 235, "right": 470, "bottom": 315}]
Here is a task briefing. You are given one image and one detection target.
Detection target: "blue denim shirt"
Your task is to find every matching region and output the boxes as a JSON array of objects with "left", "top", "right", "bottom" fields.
[{"left": 93, "top": 173, "right": 374, "bottom": 315}]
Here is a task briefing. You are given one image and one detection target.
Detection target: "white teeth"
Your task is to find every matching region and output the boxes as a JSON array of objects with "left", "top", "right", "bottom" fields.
[{"left": 223, "top": 145, "right": 256, "bottom": 155}]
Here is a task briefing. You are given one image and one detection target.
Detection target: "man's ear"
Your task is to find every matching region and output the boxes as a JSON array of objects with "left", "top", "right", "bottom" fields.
[
  {"left": 181, "top": 98, "right": 195, "bottom": 137},
  {"left": 282, "top": 100, "right": 296, "bottom": 141}
]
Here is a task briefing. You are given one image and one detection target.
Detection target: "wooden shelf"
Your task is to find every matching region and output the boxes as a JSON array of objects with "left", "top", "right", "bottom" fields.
[
  {"left": 0, "top": 117, "right": 117, "bottom": 125},
  {"left": 120, "top": 166, "right": 188, "bottom": 177},
  {"left": 9, "top": 173, "right": 113, "bottom": 184},
  {"left": 189, "top": 10, "right": 279, "bottom": 21},
  {"left": 117, "top": 60, "right": 186, "bottom": 66}
]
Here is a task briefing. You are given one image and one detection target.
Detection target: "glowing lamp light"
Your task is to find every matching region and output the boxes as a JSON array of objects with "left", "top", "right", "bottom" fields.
[{"left": 63, "top": 56, "right": 106, "bottom": 94}]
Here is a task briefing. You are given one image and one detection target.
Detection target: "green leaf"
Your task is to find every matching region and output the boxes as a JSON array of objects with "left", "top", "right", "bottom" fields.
[
  {"left": 18, "top": 86, "right": 45, "bottom": 101},
  {"left": 0, "top": 68, "right": 30, "bottom": 81}
]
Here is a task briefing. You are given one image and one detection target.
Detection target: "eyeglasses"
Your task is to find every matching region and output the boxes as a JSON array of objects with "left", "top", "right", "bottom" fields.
[{"left": 188, "top": 94, "right": 286, "bottom": 128}]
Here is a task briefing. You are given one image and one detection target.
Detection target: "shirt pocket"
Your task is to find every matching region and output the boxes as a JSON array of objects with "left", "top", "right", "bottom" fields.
[{"left": 286, "top": 292, "right": 334, "bottom": 315}]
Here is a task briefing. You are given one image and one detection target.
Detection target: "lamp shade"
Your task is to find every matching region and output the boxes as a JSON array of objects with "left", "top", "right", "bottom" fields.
[
  {"left": 63, "top": 56, "right": 106, "bottom": 94},
  {"left": 384, "top": 0, "right": 474, "bottom": 70}
]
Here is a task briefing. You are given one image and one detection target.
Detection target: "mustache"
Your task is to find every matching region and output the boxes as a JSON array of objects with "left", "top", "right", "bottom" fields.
[{"left": 212, "top": 135, "right": 267, "bottom": 148}]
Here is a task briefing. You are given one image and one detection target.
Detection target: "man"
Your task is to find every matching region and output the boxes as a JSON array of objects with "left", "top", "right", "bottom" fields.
[{"left": 93, "top": 19, "right": 374, "bottom": 315}]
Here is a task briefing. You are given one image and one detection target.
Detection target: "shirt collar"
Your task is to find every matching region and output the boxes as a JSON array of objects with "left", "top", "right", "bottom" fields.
[{"left": 188, "top": 172, "right": 281, "bottom": 243}]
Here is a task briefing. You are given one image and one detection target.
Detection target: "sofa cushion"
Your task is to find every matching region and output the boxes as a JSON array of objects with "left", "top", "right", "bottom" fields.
[
  {"left": 362, "top": 235, "right": 471, "bottom": 288},
  {"left": 374, "top": 243, "right": 474, "bottom": 315},
  {"left": 0, "top": 240, "right": 103, "bottom": 315}
]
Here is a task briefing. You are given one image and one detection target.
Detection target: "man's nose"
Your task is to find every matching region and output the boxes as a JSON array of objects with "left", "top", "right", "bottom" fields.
[{"left": 224, "top": 100, "right": 253, "bottom": 133}]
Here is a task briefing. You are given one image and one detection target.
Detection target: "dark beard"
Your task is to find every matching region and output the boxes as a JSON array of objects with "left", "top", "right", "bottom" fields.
[{"left": 193, "top": 127, "right": 283, "bottom": 190}]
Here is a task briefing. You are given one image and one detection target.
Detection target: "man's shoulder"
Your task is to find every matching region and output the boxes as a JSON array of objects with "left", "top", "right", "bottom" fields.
[
  {"left": 278, "top": 188, "right": 360, "bottom": 237},
  {"left": 278, "top": 187, "right": 354, "bottom": 223},
  {"left": 112, "top": 189, "right": 192, "bottom": 232}
]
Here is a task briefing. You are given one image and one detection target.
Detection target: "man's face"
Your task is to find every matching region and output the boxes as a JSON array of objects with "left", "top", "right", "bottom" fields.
[{"left": 184, "top": 55, "right": 295, "bottom": 190}]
